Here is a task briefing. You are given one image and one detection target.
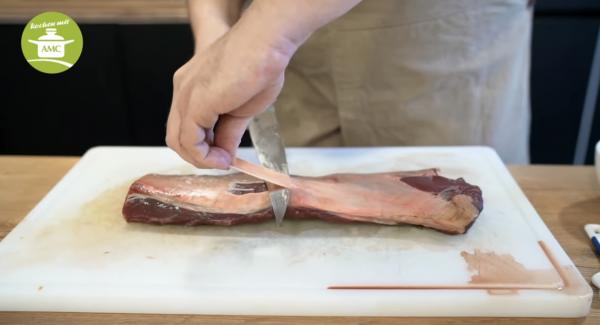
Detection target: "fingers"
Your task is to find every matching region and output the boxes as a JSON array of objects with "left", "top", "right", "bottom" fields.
[
  {"left": 166, "top": 33, "right": 287, "bottom": 170},
  {"left": 167, "top": 100, "right": 228, "bottom": 169},
  {"left": 167, "top": 76, "right": 284, "bottom": 170},
  {"left": 213, "top": 76, "right": 285, "bottom": 159},
  {"left": 178, "top": 86, "right": 231, "bottom": 169},
  {"left": 165, "top": 88, "right": 197, "bottom": 166},
  {"left": 214, "top": 115, "right": 252, "bottom": 158},
  {"left": 179, "top": 119, "right": 232, "bottom": 169},
  {"left": 232, "top": 75, "right": 284, "bottom": 117},
  {"left": 168, "top": 65, "right": 229, "bottom": 169},
  {"left": 206, "top": 127, "right": 215, "bottom": 145}
]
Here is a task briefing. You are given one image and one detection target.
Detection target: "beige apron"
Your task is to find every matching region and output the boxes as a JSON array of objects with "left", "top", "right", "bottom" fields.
[{"left": 275, "top": 0, "right": 533, "bottom": 164}]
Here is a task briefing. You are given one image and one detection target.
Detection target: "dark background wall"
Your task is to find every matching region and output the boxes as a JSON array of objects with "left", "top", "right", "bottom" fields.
[
  {"left": 530, "top": 0, "right": 600, "bottom": 164},
  {"left": 2, "top": 0, "right": 600, "bottom": 165}
]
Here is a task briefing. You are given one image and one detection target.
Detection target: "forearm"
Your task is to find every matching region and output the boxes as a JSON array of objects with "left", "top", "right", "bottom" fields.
[
  {"left": 187, "top": 0, "right": 244, "bottom": 52},
  {"left": 238, "top": 0, "right": 362, "bottom": 54}
]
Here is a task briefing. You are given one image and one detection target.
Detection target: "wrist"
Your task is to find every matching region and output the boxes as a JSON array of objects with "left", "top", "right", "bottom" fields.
[
  {"left": 193, "top": 18, "right": 230, "bottom": 53},
  {"left": 188, "top": 0, "right": 243, "bottom": 52},
  {"left": 239, "top": 0, "right": 362, "bottom": 50},
  {"left": 234, "top": 3, "right": 305, "bottom": 65},
  {"left": 243, "top": 2, "right": 312, "bottom": 48},
  {"left": 223, "top": 16, "right": 294, "bottom": 86},
  {"left": 188, "top": 0, "right": 242, "bottom": 26}
]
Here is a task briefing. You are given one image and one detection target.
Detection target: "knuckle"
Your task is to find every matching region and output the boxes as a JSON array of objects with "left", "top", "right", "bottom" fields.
[
  {"left": 178, "top": 131, "right": 189, "bottom": 148},
  {"left": 179, "top": 129, "right": 201, "bottom": 150},
  {"left": 193, "top": 161, "right": 208, "bottom": 169},
  {"left": 256, "top": 49, "right": 289, "bottom": 81},
  {"left": 172, "top": 69, "right": 184, "bottom": 88},
  {"left": 165, "top": 135, "right": 174, "bottom": 149}
]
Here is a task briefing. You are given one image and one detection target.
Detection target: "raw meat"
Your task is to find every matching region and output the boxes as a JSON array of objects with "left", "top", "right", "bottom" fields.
[{"left": 122, "top": 169, "right": 483, "bottom": 234}]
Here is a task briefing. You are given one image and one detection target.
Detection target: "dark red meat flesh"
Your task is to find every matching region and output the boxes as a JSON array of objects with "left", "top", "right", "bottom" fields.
[{"left": 122, "top": 169, "right": 483, "bottom": 234}]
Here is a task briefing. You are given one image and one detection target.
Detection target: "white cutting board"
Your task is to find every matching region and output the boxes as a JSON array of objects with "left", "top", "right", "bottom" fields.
[{"left": 0, "top": 146, "right": 592, "bottom": 317}]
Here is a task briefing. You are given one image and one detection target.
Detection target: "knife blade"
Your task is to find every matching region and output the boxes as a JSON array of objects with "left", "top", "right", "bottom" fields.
[{"left": 248, "top": 105, "right": 290, "bottom": 225}]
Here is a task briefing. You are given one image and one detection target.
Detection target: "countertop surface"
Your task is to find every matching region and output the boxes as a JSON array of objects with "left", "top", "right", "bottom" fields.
[
  {"left": 1, "top": 0, "right": 600, "bottom": 24},
  {"left": 0, "top": 156, "right": 598, "bottom": 324},
  {"left": 0, "top": 0, "right": 188, "bottom": 24}
]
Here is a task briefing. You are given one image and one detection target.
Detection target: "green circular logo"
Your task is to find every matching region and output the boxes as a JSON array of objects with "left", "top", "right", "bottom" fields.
[{"left": 21, "top": 12, "right": 83, "bottom": 74}]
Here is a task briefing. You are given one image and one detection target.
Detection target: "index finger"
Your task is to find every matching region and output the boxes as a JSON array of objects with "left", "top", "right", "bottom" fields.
[{"left": 179, "top": 118, "right": 232, "bottom": 169}]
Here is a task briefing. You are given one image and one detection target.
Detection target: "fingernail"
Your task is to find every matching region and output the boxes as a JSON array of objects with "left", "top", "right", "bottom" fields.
[{"left": 221, "top": 155, "right": 232, "bottom": 169}]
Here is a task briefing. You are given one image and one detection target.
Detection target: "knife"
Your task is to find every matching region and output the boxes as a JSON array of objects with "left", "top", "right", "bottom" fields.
[{"left": 248, "top": 105, "right": 290, "bottom": 226}]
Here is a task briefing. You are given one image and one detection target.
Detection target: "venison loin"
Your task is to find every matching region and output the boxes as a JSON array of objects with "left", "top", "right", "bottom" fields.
[{"left": 122, "top": 169, "right": 483, "bottom": 234}]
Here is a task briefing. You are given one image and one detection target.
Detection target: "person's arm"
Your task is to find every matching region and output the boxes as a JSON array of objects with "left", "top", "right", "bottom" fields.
[
  {"left": 166, "top": 0, "right": 244, "bottom": 166},
  {"left": 187, "top": 0, "right": 244, "bottom": 52},
  {"left": 240, "top": 0, "right": 362, "bottom": 53},
  {"left": 167, "top": 0, "right": 362, "bottom": 169}
]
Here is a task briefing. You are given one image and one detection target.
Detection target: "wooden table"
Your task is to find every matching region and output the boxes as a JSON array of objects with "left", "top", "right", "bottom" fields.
[
  {"left": 0, "top": 0, "right": 188, "bottom": 24},
  {"left": 0, "top": 156, "right": 598, "bottom": 324}
]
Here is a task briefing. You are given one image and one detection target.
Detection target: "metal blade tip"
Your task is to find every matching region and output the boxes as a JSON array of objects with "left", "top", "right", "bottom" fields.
[{"left": 270, "top": 189, "right": 289, "bottom": 226}]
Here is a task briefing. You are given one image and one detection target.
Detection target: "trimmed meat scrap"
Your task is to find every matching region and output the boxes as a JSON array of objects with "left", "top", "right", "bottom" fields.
[{"left": 122, "top": 169, "right": 483, "bottom": 234}]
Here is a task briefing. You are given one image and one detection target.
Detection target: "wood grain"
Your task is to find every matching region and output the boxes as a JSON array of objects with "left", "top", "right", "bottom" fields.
[
  {"left": 0, "top": 0, "right": 189, "bottom": 24},
  {"left": 0, "top": 156, "right": 78, "bottom": 241},
  {"left": 0, "top": 157, "right": 598, "bottom": 324}
]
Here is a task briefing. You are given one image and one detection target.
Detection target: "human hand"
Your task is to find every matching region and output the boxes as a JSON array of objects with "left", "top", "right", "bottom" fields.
[
  {"left": 167, "top": 0, "right": 361, "bottom": 169},
  {"left": 166, "top": 21, "right": 293, "bottom": 169}
]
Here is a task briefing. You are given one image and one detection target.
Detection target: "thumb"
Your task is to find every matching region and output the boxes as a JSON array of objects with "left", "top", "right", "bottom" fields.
[
  {"left": 214, "top": 78, "right": 284, "bottom": 159},
  {"left": 213, "top": 115, "right": 252, "bottom": 159}
]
